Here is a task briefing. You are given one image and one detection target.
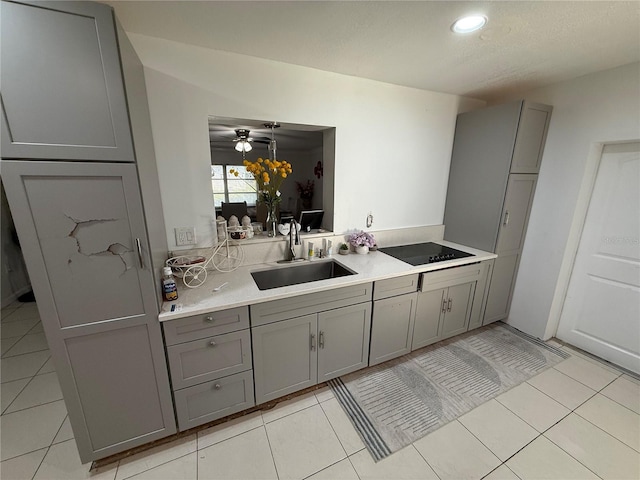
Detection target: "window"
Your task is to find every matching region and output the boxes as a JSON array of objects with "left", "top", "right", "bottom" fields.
[{"left": 211, "top": 165, "right": 258, "bottom": 208}]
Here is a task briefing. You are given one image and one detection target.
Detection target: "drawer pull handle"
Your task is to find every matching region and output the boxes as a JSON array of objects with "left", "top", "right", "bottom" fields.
[
  {"left": 214, "top": 383, "right": 221, "bottom": 390},
  {"left": 503, "top": 211, "right": 510, "bottom": 227},
  {"left": 447, "top": 298, "right": 453, "bottom": 312},
  {"left": 205, "top": 316, "right": 214, "bottom": 322},
  {"left": 209, "top": 341, "right": 216, "bottom": 347}
]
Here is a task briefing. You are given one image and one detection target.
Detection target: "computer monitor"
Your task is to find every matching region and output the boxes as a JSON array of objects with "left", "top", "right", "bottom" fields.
[{"left": 299, "top": 210, "right": 324, "bottom": 232}]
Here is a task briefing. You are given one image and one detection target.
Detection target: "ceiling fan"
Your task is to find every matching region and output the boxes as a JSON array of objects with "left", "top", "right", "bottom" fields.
[{"left": 232, "top": 128, "right": 270, "bottom": 152}]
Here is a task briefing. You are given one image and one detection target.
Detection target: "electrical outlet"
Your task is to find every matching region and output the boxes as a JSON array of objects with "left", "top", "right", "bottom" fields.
[{"left": 175, "top": 227, "right": 197, "bottom": 246}]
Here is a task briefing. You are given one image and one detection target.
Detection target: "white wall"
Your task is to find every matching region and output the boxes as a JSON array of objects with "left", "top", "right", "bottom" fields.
[
  {"left": 501, "top": 62, "right": 640, "bottom": 339},
  {"left": 127, "top": 34, "right": 483, "bottom": 251}
]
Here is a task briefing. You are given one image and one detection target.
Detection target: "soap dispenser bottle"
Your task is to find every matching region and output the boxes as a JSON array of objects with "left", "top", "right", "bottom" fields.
[{"left": 162, "top": 266, "right": 179, "bottom": 301}]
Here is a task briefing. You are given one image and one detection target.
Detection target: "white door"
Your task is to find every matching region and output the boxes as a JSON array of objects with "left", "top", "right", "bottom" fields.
[{"left": 557, "top": 142, "right": 640, "bottom": 373}]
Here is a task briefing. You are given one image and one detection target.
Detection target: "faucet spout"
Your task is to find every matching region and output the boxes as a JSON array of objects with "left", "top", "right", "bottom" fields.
[{"left": 289, "top": 219, "right": 300, "bottom": 261}]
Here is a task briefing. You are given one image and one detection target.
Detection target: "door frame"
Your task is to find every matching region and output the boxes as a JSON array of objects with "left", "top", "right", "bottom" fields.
[{"left": 545, "top": 140, "right": 640, "bottom": 340}]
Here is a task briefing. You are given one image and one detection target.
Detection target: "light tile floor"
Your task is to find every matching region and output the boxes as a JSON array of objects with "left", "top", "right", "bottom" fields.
[{"left": 1, "top": 300, "right": 639, "bottom": 479}]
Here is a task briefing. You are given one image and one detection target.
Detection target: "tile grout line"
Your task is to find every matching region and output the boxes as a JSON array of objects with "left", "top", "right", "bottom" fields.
[
  {"left": 317, "top": 397, "right": 351, "bottom": 461},
  {"left": 197, "top": 422, "right": 264, "bottom": 451},
  {"left": 410, "top": 443, "right": 443, "bottom": 480},
  {"left": 259, "top": 424, "right": 281, "bottom": 480},
  {"left": 261, "top": 397, "right": 319, "bottom": 425},
  {"left": 3, "top": 346, "right": 50, "bottom": 360},
  {"left": 117, "top": 451, "right": 194, "bottom": 480},
  {"left": 300, "top": 457, "right": 351, "bottom": 480},
  {"left": 493, "top": 394, "right": 571, "bottom": 436},
  {"left": 1, "top": 374, "right": 36, "bottom": 415},
  {"left": 344, "top": 451, "right": 363, "bottom": 480},
  {"left": 524, "top": 375, "right": 596, "bottom": 410},
  {"left": 571, "top": 408, "right": 640, "bottom": 454},
  {"left": 541, "top": 429, "right": 608, "bottom": 479},
  {"left": 480, "top": 462, "right": 522, "bottom": 480},
  {"left": 456, "top": 417, "right": 527, "bottom": 467}
]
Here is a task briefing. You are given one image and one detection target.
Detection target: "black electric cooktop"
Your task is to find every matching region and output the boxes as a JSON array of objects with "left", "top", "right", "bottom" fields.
[{"left": 379, "top": 242, "right": 474, "bottom": 266}]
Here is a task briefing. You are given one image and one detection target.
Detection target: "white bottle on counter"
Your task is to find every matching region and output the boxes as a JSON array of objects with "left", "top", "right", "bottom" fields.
[{"left": 162, "top": 266, "right": 178, "bottom": 302}]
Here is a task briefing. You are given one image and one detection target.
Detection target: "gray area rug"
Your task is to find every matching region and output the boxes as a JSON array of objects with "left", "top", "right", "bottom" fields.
[{"left": 329, "top": 322, "right": 570, "bottom": 461}]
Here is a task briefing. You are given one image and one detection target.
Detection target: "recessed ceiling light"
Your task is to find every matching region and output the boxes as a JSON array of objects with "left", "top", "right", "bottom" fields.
[{"left": 451, "top": 15, "right": 487, "bottom": 34}]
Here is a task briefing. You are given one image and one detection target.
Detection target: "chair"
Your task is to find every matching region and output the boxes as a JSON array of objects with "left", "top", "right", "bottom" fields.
[{"left": 221, "top": 201, "right": 248, "bottom": 221}]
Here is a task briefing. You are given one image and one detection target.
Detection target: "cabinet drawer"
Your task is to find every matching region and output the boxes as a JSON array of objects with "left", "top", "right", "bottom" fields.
[
  {"left": 167, "top": 330, "right": 252, "bottom": 390},
  {"left": 163, "top": 306, "right": 249, "bottom": 345},
  {"left": 420, "top": 263, "right": 483, "bottom": 292},
  {"left": 251, "top": 283, "right": 372, "bottom": 327},
  {"left": 174, "top": 371, "right": 255, "bottom": 431},
  {"left": 374, "top": 274, "right": 419, "bottom": 300}
]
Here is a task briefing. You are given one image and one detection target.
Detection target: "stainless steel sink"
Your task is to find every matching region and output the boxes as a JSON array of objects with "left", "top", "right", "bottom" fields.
[{"left": 251, "top": 260, "right": 356, "bottom": 290}]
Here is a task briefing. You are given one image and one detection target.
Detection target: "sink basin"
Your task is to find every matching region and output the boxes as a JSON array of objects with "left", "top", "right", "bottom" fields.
[{"left": 251, "top": 260, "right": 356, "bottom": 290}]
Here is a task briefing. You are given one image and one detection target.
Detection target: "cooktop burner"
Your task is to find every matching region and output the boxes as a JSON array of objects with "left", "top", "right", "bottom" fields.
[{"left": 379, "top": 242, "right": 474, "bottom": 266}]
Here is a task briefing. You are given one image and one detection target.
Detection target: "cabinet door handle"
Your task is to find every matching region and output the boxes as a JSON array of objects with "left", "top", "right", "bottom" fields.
[
  {"left": 319, "top": 331, "right": 325, "bottom": 349},
  {"left": 503, "top": 211, "right": 510, "bottom": 227},
  {"left": 135, "top": 238, "right": 144, "bottom": 269},
  {"left": 442, "top": 298, "right": 448, "bottom": 313},
  {"left": 209, "top": 341, "right": 216, "bottom": 347},
  {"left": 214, "top": 383, "right": 221, "bottom": 390},
  {"left": 310, "top": 333, "right": 316, "bottom": 351},
  {"left": 447, "top": 298, "right": 453, "bottom": 312}
]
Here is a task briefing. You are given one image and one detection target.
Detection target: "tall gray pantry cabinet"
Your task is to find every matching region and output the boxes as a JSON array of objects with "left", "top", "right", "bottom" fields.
[
  {"left": 443, "top": 100, "right": 552, "bottom": 324},
  {"left": 0, "top": 0, "right": 176, "bottom": 463}
]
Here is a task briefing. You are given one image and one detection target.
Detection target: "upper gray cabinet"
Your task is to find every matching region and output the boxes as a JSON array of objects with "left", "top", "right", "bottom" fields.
[
  {"left": 443, "top": 100, "right": 552, "bottom": 253},
  {"left": 511, "top": 103, "right": 553, "bottom": 174},
  {"left": 443, "top": 100, "right": 552, "bottom": 325},
  {"left": 0, "top": 1, "right": 134, "bottom": 161}
]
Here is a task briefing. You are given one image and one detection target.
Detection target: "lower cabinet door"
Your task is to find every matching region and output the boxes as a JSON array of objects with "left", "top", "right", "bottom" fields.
[
  {"left": 317, "top": 303, "right": 371, "bottom": 382},
  {"left": 412, "top": 288, "right": 445, "bottom": 350},
  {"left": 440, "top": 282, "right": 475, "bottom": 339},
  {"left": 369, "top": 292, "right": 417, "bottom": 366},
  {"left": 174, "top": 371, "right": 255, "bottom": 431},
  {"left": 484, "top": 253, "right": 520, "bottom": 324},
  {"left": 252, "top": 314, "right": 318, "bottom": 405}
]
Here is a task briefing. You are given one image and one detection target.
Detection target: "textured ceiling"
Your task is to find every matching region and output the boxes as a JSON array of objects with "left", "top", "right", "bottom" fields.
[{"left": 108, "top": 1, "right": 640, "bottom": 102}]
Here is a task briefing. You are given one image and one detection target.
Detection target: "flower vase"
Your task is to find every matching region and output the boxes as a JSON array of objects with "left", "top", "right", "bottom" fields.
[
  {"left": 355, "top": 245, "right": 369, "bottom": 255},
  {"left": 265, "top": 202, "right": 278, "bottom": 237}
]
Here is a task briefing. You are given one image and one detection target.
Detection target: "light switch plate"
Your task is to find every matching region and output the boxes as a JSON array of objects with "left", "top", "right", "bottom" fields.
[{"left": 175, "top": 227, "right": 197, "bottom": 246}]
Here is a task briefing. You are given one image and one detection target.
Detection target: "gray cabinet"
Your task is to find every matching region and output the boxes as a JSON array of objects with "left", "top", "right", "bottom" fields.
[
  {"left": 413, "top": 261, "right": 492, "bottom": 350},
  {"left": 251, "top": 295, "right": 372, "bottom": 405},
  {"left": 252, "top": 314, "right": 319, "bottom": 404},
  {"left": 317, "top": 303, "right": 372, "bottom": 382},
  {"left": 369, "top": 292, "right": 417, "bottom": 366},
  {"left": 1, "top": 1, "right": 134, "bottom": 161},
  {"left": 443, "top": 100, "right": 552, "bottom": 324},
  {"left": 0, "top": 1, "right": 174, "bottom": 462},
  {"left": 1, "top": 161, "right": 176, "bottom": 462},
  {"left": 163, "top": 306, "right": 254, "bottom": 431}
]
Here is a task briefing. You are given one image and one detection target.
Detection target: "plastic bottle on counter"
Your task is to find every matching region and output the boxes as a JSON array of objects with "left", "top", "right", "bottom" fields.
[{"left": 162, "top": 266, "right": 179, "bottom": 301}]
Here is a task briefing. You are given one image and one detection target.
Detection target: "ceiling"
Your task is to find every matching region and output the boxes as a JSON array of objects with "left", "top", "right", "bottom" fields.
[{"left": 109, "top": 1, "right": 640, "bottom": 102}]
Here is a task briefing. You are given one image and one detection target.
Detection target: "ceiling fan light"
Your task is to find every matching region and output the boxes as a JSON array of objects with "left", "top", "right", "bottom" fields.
[
  {"left": 243, "top": 141, "right": 252, "bottom": 152},
  {"left": 451, "top": 15, "right": 487, "bottom": 34},
  {"left": 235, "top": 142, "right": 244, "bottom": 152}
]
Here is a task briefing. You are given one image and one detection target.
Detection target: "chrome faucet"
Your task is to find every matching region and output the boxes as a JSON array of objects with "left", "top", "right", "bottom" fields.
[{"left": 289, "top": 219, "right": 300, "bottom": 261}]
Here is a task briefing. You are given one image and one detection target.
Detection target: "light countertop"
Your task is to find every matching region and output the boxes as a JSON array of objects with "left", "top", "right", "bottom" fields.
[{"left": 159, "top": 240, "right": 497, "bottom": 322}]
